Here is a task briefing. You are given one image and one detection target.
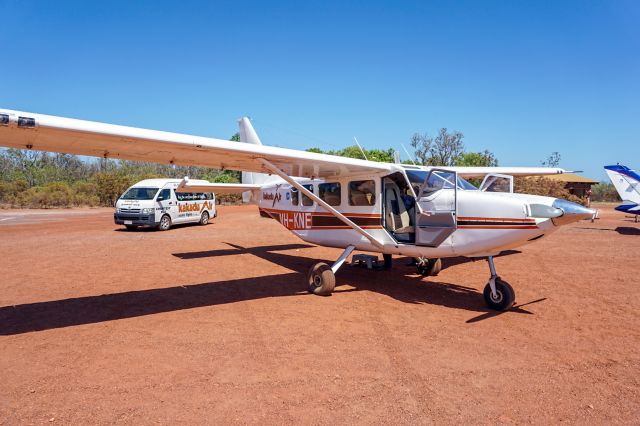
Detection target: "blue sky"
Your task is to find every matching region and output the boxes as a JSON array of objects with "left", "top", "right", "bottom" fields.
[{"left": 1, "top": 0, "right": 638, "bottom": 180}]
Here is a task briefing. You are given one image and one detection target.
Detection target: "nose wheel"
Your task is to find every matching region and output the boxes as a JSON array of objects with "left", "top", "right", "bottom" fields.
[{"left": 483, "top": 256, "right": 515, "bottom": 311}]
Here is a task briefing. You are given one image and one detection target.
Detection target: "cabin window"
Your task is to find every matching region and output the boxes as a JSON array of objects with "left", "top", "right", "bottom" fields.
[
  {"left": 349, "top": 180, "right": 376, "bottom": 206},
  {"left": 301, "top": 184, "right": 314, "bottom": 206},
  {"left": 291, "top": 188, "right": 299, "bottom": 205},
  {"left": 0, "top": 114, "right": 8, "bottom": 126},
  {"left": 319, "top": 182, "right": 341, "bottom": 206},
  {"left": 17, "top": 116, "right": 36, "bottom": 128}
]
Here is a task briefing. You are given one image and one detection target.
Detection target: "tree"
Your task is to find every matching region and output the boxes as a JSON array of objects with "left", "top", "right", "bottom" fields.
[
  {"left": 541, "top": 152, "right": 561, "bottom": 167},
  {"left": 409, "top": 128, "right": 465, "bottom": 166},
  {"left": 409, "top": 133, "right": 432, "bottom": 165},
  {"left": 591, "top": 182, "right": 620, "bottom": 202},
  {"left": 455, "top": 150, "right": 498, "bottom": 167},
  {"left": 305, "top": 145, "right": 395, "bottom": 163},
  {"left": 430, "top": 128, "right": 465, "bottom": 166}
]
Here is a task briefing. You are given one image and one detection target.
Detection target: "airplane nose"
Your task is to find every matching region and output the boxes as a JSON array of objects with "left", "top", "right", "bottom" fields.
[{"left": 551, "top": 199, "right": 596, "bottom": 226}]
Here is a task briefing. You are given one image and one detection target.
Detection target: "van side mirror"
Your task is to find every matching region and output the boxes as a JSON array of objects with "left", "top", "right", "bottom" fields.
[{"left": 156, "top": 195, "right": 164, "bottom": 202}]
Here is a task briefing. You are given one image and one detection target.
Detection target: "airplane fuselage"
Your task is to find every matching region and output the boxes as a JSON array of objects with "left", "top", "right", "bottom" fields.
[{"left": 254, "top": 170, "right": 566, "bottom": 259}]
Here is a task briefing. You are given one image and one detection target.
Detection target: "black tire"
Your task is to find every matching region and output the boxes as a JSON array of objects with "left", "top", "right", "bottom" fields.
[
  {"left": 158, "top": 214, "right": 171, "bottom": 231},
  {"left": 483, "top": 278, "right": 515, "bottom": 311},
  {"left": 417, "top": 258, "right": 442, "bottom": 276},
  {"left": 199, "top": 211, "right": 209, "bottom": 225},
  {"left": 125, "top": 225, "right": 138, "bottom": 231},
  {"left": 307, "top": 262, "right": 336, "bottom": 296}
]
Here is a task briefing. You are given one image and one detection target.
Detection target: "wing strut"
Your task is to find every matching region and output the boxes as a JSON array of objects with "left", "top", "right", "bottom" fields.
[{"left": 258, "top": 158, "right": 385, "bottom": 250}]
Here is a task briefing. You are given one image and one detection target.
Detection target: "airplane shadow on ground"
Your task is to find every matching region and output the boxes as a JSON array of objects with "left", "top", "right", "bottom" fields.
[
  {"left": 575, "top": 226, "right": 640, "bottom": 235},
  {"left": 0, "top": 244, "right": 540, "bottom": 335},
  {"left": 616, "top": 227, "right": 640, "bottom": 235}
]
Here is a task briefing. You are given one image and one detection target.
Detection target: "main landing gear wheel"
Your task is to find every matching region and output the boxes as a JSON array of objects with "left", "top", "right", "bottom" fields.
[
  {"left": 199, "top": 211, "right": 209, "bottom": 225},
  {"left": 158, "top": 214, "right": 171, "bottom": 231},
  {"left": 416, "top": 258, "right": 442, "bottom": 276},
  {"left": 307, "top": 262, "right": 336, "bottom": 296},
  {"left": 483, "top": 278, "right": 515, "bottom": 311}
]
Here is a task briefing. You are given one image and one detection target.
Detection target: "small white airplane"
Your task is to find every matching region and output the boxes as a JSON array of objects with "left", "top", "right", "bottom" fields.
[
  {"left": 604, "top": 164, "right": 640, "bottom": 222},
  {"left": 0, "top": 108, "right": 595, "bottom": 311}
]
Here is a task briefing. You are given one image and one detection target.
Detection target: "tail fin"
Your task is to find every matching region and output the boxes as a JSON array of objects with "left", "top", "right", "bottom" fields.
[
  {"left": 605, "top": 164, "right": 640, "bottom": 208},
  {"left": 238, "top": 117, "right": 276, "bottom": 202}
]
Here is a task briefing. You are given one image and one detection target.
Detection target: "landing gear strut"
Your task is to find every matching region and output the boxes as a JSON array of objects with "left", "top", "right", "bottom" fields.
[
  {"left": 307, "top": 245, "right": 355, "bottom": 296},
  {"left": 483, "top": 256, "right": 515, "bottom": 311}
]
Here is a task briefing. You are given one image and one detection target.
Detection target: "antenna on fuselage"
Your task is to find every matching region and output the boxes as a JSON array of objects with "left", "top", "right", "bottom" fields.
[{"left": 353, "top": 137, "right": 368, "bottom": 161}]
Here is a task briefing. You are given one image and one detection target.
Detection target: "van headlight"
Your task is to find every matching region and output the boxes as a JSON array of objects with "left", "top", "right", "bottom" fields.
[{"left": 142, "top": 208, "right": 153, "bottom": 214}]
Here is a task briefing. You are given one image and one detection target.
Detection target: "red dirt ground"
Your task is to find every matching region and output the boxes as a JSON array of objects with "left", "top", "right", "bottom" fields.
[{"left": 0, "top": 203, "right": 638, "bottom": 424}]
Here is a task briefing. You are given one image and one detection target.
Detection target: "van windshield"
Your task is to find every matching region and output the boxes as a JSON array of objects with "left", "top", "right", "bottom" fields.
[{"left": 120, "top": 187, "right": 159, "bottom": 200}]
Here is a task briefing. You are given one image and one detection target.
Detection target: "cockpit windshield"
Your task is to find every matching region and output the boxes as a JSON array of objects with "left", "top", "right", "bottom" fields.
[
  {"left": 405, "top": 169, "right": 477, "bottom": 196},
  {"left": 120, "top": 187, "right": 160, "bottom": 200}
]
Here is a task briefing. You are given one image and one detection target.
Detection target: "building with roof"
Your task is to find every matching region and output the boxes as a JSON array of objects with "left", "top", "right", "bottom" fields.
[{"left": 544, "top": 173, "right": 599, "bottom": 198}]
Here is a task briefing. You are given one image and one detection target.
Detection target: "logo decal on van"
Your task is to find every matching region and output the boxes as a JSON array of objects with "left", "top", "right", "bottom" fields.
[{"left": 178, "top": 201, "right": 213, "bottom": 213}]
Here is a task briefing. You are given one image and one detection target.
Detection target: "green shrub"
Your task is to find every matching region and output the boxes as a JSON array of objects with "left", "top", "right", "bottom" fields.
[{"left": 591, "top": 182, "right": 619, "bottom": 202}]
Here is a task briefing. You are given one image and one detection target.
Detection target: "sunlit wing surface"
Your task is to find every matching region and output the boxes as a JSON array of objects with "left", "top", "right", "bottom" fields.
[
  {"left": 176, "top": 178, "right": 261, "bottom": 194},
  {"left": 443, "top": 166, "right": 566, "bottom": 178},
  {"left": 0, "top": 109, "right": 392, "bottom": 179}
]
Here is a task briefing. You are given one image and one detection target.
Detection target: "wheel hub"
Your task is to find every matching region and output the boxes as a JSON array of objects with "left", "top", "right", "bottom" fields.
[{"left": 313, "top": 274, "right": 322, "bottom": 287}]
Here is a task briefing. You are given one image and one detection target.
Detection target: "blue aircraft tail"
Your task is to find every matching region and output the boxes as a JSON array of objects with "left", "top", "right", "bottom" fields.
[{"left": 604, "top": 164, "right": 640, "bottom": 215}]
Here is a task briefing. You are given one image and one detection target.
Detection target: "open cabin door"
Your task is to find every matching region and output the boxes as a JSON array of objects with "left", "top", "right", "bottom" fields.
[
  {"left": 479, "top": 173, "right": 514, "bottom": 193},
  {"left": 415, "top": 169, "right": 458, "bottom": 247}
]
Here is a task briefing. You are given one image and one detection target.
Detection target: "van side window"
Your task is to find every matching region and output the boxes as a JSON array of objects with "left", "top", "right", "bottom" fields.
[
  {"left": 291, "top": 188, "right": 299, "bottom": 205},
  {"left": 349, "top": 180, "right": 376, "bottom": 206},
  {"left": 319, "top": 182, "right": 341, "bottom": 206},
  {"left": 301, "top": 184, "right": 314, "bottom": 206},
  {"left": 158, "top": 188, "right": 171, "bottom": 201}
]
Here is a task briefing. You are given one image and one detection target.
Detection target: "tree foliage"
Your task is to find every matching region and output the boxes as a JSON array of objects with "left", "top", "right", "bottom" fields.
[
  {"left": 306, "top": 145, "right": 396, "bottom": 163},
  {"left": 541, "top": 152, "right": 561, "bottom": 167},
  {"left": 409, "top": 128, "right": 465, "bottom": 166},
  {"left": 514, "top": 177, "right": 584, "bottom": 204},
  {"left": 590, "top": 182, "right": 620, "bottom": 202},
  {"left": 455, "top": 150, "right": 498, "bottom": 167}
]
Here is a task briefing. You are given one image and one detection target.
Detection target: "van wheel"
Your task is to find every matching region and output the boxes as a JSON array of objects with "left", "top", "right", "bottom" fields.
[
  {"left": 199, "top": 211, "right": 209, "bottom": 225},
  {"left": 125, "top": 225, "right": 138, "bottom": 231},
  {"left": 158, "top": 215, "right": 171, "bottom": 231}
]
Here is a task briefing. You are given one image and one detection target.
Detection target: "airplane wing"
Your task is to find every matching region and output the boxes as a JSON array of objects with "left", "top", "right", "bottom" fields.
[
  {"left": 444, "top": 166, "right": 567, "bottom": 178},
  {"left": 0, "top": 109, "right": 393, "bottom": 179},
  {"left": 176, "top": 177, "right": 261, "bottom": 194}
]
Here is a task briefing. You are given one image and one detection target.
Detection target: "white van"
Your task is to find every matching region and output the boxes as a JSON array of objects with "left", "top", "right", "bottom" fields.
[{"left": 114, "top": 179, "right": 216, "bottom": 231}]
